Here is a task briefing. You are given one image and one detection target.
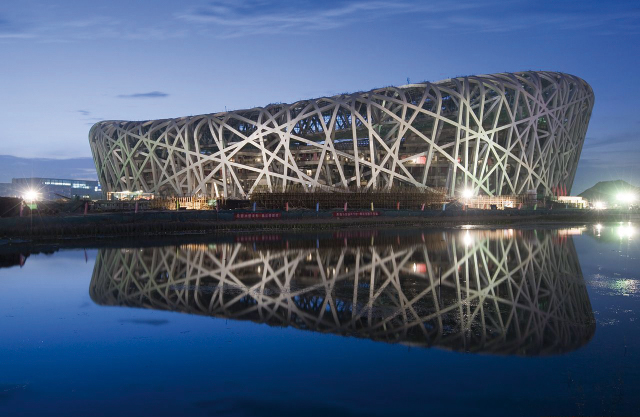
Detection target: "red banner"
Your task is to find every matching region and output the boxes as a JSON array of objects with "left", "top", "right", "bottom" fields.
[
  {"left": 234, "top": 212, "right": 282, "bottom": 220},
  {"left": 333, "top": 211, "right": 380, "bottom": 218}
]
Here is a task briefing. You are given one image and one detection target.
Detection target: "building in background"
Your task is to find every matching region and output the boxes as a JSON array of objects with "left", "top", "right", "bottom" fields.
[
  {"left": 89, "top": 71, "right": 594, "bottom": 200},
  {"left": 0, "top": 178, "right": 102, "bottom": 200}
]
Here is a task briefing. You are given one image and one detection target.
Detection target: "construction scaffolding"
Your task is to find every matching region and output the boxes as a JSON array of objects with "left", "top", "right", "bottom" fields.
[
  {"left": 149, "top": 196, "right": 212, "bottom": 210},
  {"left": 468, "top": 194, "right": 535, "bottom": 210}
]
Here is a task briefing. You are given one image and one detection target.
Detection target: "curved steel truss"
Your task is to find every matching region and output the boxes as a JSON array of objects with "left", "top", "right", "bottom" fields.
[
  {"left": 89, "top": 71, "right": 594, "bottom": 198},
  {"left": 90, "top": 230, "right": 594, "bottom": 355}
]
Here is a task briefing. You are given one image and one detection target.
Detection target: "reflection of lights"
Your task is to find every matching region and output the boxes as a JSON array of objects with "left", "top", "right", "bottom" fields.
[
  {"left": 595, "top": 223, "right": 602, "bottom": 237},
  {"left": 558, "top": 227, "right": 586, "bottom": 236},
  {"left": 23, "top": 189, "right": 39, "bottom": 202},
  {"left": 617, "top": 223, "right": 635, "bottom": 239},
  {"left": 611, "top": 279, "right": 638, "bottom": 295},
  {"left": 594, "top": 201, "right": 605, "bottom": 210},
  {"left": 589, "top": 274, "right": 639, "bottom": 297},
  {"left": 616, "top": 193, "right": 636, "bottom": 203},
  {"left": 463, "top": 231, "right": 473, "bottom": 247}
]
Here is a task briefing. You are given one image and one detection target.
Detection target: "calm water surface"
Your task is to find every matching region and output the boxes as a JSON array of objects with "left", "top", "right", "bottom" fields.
[{"left": 1, "top": 224, "right": 639, "bottom": 416}]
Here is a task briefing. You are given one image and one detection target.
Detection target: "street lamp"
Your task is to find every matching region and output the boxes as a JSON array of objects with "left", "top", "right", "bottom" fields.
[{"left": 22, "top": 189, "right": 39, "bottom": 236}]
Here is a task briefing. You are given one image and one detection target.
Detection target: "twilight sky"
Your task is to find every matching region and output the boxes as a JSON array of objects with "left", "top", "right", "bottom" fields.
[{"left": 1, "top": 0, "right": 639, "bottom": 193}]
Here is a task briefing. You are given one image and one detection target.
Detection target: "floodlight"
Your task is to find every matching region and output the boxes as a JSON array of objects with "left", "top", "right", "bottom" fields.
[
  {"left": 617, "top": 193, "right": 636, "bottom": 203},
  {"left": 23, "top": 189, "right": 39, "bottom": 202},
  {"left": 462, "top": 189, "right": 474, "bottom": 199}
]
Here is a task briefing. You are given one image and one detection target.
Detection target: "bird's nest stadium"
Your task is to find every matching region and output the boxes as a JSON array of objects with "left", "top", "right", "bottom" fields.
[{"left": 89, "top": 71, "right": 594, "bottom": 202}]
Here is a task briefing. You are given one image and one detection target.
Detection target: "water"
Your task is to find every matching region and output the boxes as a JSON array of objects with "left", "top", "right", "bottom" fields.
[{"left": 0, "top": 224, "right": 638, "bottom": 416}]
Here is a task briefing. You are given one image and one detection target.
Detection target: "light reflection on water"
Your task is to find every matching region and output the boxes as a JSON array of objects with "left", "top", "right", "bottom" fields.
[
  {"left": 90, "top": 228, "right": 595, "bottom": 356},
  {"left": 0, "top": 224, "right": 639, "bottom": 417}
]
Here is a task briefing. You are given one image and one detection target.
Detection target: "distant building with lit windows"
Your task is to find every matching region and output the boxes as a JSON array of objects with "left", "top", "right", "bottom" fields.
[{"left": 0, "top": 178, "right": 102, "bottom": 200}]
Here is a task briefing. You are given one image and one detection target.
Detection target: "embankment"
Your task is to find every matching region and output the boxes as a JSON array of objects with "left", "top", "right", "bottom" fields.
[{"left": 1, "top": 208, "right": 635, "bottom": 244}]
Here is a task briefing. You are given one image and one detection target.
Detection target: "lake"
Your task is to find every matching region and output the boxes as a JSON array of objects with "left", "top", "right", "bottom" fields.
[{"left": 1, "top": 224, "right": 638, "bottom": 416}]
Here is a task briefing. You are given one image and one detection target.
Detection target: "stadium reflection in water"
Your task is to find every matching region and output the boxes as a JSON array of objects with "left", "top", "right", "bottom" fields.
[{"left": 90, "top": 229, "right": 595, "bottom": 356}]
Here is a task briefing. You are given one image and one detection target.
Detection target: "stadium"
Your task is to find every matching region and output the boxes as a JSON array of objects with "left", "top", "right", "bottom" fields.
[{"left": 89, "top": 71, "right": 594, "bottom": 203}]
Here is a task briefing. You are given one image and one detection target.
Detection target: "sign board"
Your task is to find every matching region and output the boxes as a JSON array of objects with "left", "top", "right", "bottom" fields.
[
  {"left": 234, "top": 212, "right": 282, "bottom": 220},
  {"left": 235, "top": 234, "right": 281, "bottom": 243},
  {"left": 333, "top": 211, "right": 380, "bottom": 218}
]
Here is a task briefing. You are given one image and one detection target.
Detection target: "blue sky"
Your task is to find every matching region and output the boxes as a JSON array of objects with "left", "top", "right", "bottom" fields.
[{"left": 1, "top": 0, "right": 639, "bottom": 192}]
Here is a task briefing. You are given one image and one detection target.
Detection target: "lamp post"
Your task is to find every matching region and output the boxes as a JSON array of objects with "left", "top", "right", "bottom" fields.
[{"left": 23, "top": 189, "right": 38, "bottom": 236}]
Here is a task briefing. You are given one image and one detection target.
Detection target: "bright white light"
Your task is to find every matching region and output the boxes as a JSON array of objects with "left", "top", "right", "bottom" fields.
[
  {"left": 463, "top": 231, "right": 473, "bottom": 247},
  {"left": 616, "top": 193, "right": 636, "bottom": 203},
  {"left": 594, "top": 201, "right": 606, "bottom": 210},
  {"left": 462, "top": 189, "right": 474, "bottom": 199},
  {"left": 595, "top": 223, "right": 603, "bottom": 237},
  {"left": 23, "top": 190, "right": 39, "bottom": 202},
  {"left": 617, "top": 224, "right": 635, "bottom": 239}
]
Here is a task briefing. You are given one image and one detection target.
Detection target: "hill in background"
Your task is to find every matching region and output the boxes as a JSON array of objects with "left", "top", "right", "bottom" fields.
[
  {"left": 0, "top": 155, "right": 97, "bottom": 183},
  {"left": 578, "top": 180, "right": 639, "bottom": 203}
]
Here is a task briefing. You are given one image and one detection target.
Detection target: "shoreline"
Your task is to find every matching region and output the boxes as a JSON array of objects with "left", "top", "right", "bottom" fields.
[{"left": 0, "top": 208, "right": 635, "bottom": 248}]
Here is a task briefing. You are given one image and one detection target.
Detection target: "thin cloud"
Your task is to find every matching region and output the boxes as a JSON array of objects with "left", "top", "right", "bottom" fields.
[
  {"left": 2, "top": 1, "right": 637, "bottom": 43},
  {"left": 0, "top": 14, "right": 186, "bottom": 43},
  {"left": 177, "top": 1, "right": 481, "bottom": 38},
  {"left": 0, "top": 14, "right": 35, "bottom": 39},
  {"left": 582, "top": 132, "right": 639, "bottom": 149},
  {"left": 444, "top": 8, "right": 640, "bottom": 35},
  {"left": 176, "top": 1, "right": 640, "bottom": 39},
  {"left": 117, "top": 91, "right": 169, "bottom": 99},
  {"left": 78, "top": 110, "right": 104, "bottom": 124}
]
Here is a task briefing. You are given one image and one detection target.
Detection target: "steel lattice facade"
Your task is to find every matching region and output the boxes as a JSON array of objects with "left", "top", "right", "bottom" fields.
[
  {"left": 90, "top": 229, "right": 595, "bottom": 355},
  {"left": 89, "top": 71, "right": 594, "bottom": 199}
]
